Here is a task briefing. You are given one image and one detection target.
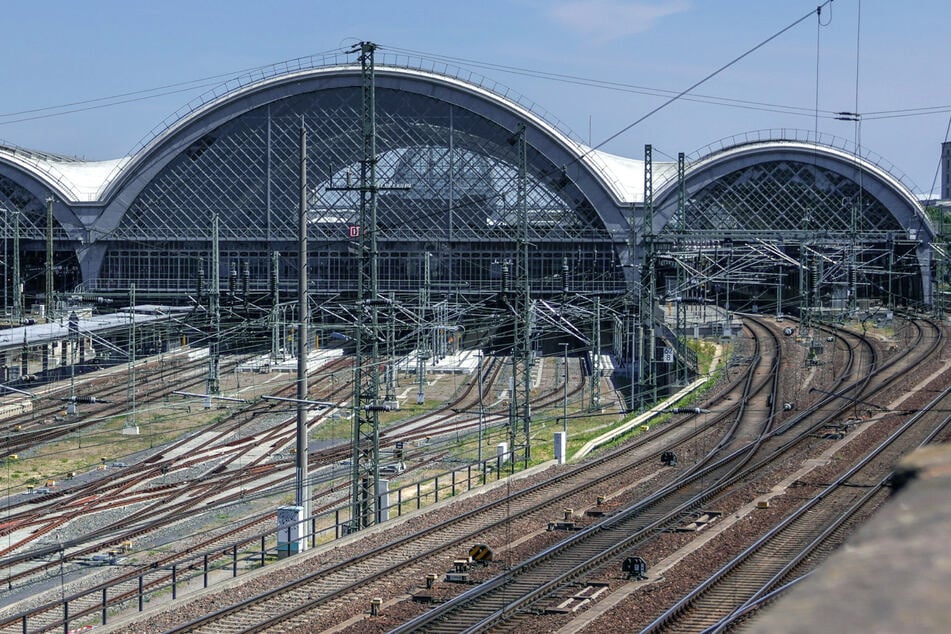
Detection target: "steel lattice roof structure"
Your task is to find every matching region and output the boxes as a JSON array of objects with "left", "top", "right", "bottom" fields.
[{"left": 0, "top": 53, "right": 936, "bottom": 310}]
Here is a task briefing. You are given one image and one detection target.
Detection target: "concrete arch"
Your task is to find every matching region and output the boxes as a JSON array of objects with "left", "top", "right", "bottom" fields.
[
  {"left": 96, "top": 66, "right": 630, "bottom": 241},
  {"left": 0, "top": 160, "right": 86, "bottom": 239},
  {"left": 649, "top": 138, "right": 934, "bottom": 304},
  {"left": 653, "top": 140, "right": 932, "bottom": 241}
]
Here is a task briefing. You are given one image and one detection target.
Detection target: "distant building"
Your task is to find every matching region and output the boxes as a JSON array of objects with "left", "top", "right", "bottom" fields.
[{"left": 942, "top": 141, "right": 951, "bottom": 200}]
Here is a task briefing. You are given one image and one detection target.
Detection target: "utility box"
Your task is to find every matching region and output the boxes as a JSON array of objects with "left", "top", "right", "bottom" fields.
[
  {"left": 378, "top": 479, "right": 391, "bottom": 523},
  {"left": 554, "top": 432, "right": 567, "bottom": 464},
  {"left": 277, "top": 505, "right": 306, "bottom": 557}
]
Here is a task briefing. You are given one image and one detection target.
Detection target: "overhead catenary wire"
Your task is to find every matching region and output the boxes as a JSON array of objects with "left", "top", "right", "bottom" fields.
[
  {"left": 3, "top": 16, "right": 948, "bottom": 138},
  {"left": 0, "top": 48, "right": 350, "bottom": 127},
  {"left": 576, "top": 1, "right": 836, "bottom": 159},
  {"left": 381, "top": 43, "right": 844, "bottom": 121}
]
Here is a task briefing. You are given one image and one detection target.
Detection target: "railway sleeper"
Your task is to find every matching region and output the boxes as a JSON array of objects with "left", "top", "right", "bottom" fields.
[
  {"left": 543, "top": 581, "right": 611, "bottom": 614},
  {"left": 673, "top": 510, "right": 722, "bottom": 532}
]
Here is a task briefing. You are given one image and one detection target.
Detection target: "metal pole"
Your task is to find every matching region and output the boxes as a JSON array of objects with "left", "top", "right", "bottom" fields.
[
  {"left": 385, "top": 291, "right": 396, "bottom": 408},
  {"left": 128, "top": 284, "right": 136, "bottom": 431},
  {"left": 561, "top": 342, "right": 568, "bottom": 432},
  {"left": 477, "top": 350, "right": 484, "bottom": 466},
  {"left": 639, "top": 144, "right": 655, "bottom": 408},
  {"left": 629, "top": 314, "right": 637, "bottom": 412},
  {"left": 590, "top": 296, "right": 602, "bottom": 411},
  {"left": 2, "top": 208, "right": 6, "bottom": 317},
  {"left": 206, "top": 212, "right": 220, "bottom": 406},
  {"left": 45, "top": 195, "right": 54, "bottom": 322},
  {"left": 510, "top": 124, "right": 533, "bottom": 465},
  {"left": 296, "top": 119, "right": 310, "bottom": 527},
  {"left": 777, "top": 262, "right": 783, "bottom": 318},
  {"left": 887, "top": 237, "right": 895, "bottom": 310},
  {"left": 416, "top": 288, "right": 426, "bottom": 404},
  {"left": 271, "top": 251, "right": 280, "bottom": 361},
  {"left": 67, "top": 311, "right": 78, "bottom": 416},
  {"left": 12, "top": 207, "right": 21, "bottom": 322},
  {"left": 676, "top": 152, "right": 687, "bottom": 386}
]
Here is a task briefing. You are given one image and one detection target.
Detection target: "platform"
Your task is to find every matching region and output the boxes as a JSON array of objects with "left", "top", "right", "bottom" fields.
[
  {"left": 397, "top": 348, "right": 482, "bottom": 374},
  {"left": 236, "top": 348, "right": 343, "bottom": 373}
]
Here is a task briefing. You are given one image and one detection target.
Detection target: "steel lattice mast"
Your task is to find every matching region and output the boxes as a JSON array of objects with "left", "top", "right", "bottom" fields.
[
  {"left": 590, "top": 295, "right": 602, "bottom": 411},
  {"left": 416, "top": 252, "right": 431, "bottom": 405},
  {"left": 296, "top": 121, "right": 311, "bottom": 525},
  {"left": 675, "top": 152, "right": 688, "bottom": 386},
  {"left": 349, "top": 41, "right": 385, "bottom": 530},
  {"left": 509, "top": 123, "right": 533, "bottom": 467},
  {"left": 12, "top": 206, "right": 20, "bottom": 323},
  {"left": 45, "top": 195, "right": 54, "bottom": 322},
  {"left": 206, "top": 210, "right": 221, "bottom": 404},
  {"left": 638, "top": 144, "right": 657, "bottom": 407}
]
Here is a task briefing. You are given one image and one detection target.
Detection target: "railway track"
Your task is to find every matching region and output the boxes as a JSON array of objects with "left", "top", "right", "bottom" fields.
[
  {"left": 645, "top": 322, "right": 949, "bottom": 632},
  {"left": 7, "top": 314, "right": 934, "bottom": 633},
  {"left": 0, "top": 351, "right": 246, "bottom": 456},
  {"left": 93, "top": 320, "right": 774, "bottom": 632},
  {"left": 386, "top": 315, "right": 936, "bottom": 632},
  {"left": 0, "top": 356, "right": 355, "bottom": 583},
  {"left": 0, "top": 348, "right": 576, "bottom": 630}
]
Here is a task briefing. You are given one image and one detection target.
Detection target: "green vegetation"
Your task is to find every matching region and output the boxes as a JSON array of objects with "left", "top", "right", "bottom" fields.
[
  {"left": 688, "top": 338, "right": 719, "bottom": 375},
  {"left": 0, "top": 406, "right": 227, "bottom": 493}
]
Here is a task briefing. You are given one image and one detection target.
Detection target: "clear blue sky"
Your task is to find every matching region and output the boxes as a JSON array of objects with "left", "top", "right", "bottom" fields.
[{"left": 2, "top": 0, "right": 948, "bottom": 196}]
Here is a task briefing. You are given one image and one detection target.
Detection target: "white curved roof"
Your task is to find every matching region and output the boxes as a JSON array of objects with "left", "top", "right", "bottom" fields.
[
  {"left": 586, "top": 149, "right": 677, "bottom": 203},
  {"left": 1, "top": 66, "right": 663, "bottom": 208},
  {"left": 54, "top": 158, "right": 129, "bottom": 201},
  {"left": 0, "top": 144, "right": 127, "bottom": 203}
]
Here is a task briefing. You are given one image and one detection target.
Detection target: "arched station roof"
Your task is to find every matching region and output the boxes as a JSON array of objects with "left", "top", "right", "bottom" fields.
[
  {"left": 0, "top": 63, "right": 641, "bottom": 244},
  {"left": 92, "top": 64, "right": 639, "bottom": 242},
  {"left": 651, "top": 132, "right": 933, "bottom": 243},
  {"left": 0, "top": 56, "right": 934, "bottom": 302},
  {"left": 0, "top": 63, "right": 931, "bottom": 246}
]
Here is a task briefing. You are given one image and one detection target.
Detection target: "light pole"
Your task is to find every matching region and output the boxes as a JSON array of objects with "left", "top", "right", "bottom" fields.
[
  {"left": 836, "top": 110, "right": 862, "bottom": 317},
  {"left": 477, "top": 350, "right": 485, "bottom": 467},
  {"left": 66, "top": 311, "right": 78, "bottom": 416},
  {"left": 560, "top": 343, "right": 569, "bottom": 432}
]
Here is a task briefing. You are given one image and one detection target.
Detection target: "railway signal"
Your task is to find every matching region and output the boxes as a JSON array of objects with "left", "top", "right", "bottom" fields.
[{"left": 622, "top": 556, "right": 648, "bottom": 580}]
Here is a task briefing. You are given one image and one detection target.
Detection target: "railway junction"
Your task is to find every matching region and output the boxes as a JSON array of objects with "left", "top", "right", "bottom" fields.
[{"left": 1, "top": 42, "right": 951, "bottom": 632}]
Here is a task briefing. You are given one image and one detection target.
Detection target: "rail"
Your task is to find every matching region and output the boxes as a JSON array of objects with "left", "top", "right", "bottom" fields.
[{"left": 0, "top": 449, "right": 528, "bottom": 633}]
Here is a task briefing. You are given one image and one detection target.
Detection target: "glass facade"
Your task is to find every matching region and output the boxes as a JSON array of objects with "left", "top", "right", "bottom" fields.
[
  {"left": 0, "top": 68, "right": 931, "bottom": 308},
  {"left": 652, "top": 159, "right": 923, "bottom": 307},
  {"left": 681, "top": 160, "right": 902, "bottom": 233},
  {"left": 1, "top": 174, "right": 79, "bottom": 304},
  {"left": 99, "top": 87, "right": 623, "bottom": 299}
]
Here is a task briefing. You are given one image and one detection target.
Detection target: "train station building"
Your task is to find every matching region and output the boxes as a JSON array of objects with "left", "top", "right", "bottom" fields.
[{"left": 0, "top": 53, "right": 937, "bottom": 312}]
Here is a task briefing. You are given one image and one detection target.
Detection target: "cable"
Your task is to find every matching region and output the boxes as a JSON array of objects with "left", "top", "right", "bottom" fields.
[
  {"left": 0, "top": 48, "right": 350, "bottom": 128},
  {"left": 862, "top": 107, "right": 951, "bottom": 121},
  {"left": 814, "top": 5, "right": 824, "bottom": 147},
  {"left": 0, "top": 84, "right": 224, "bottom": 128},
  {"left": 810, "top": 2, "right": 826, "bottom": 200},
  {"left": 1, "top": 75, "right": 235, "bottom": 120},
  {"left": 854, "top": 0, "right": 862, "bottom": 132},
  {"left": 583, "top": 1, "right": 835, "bottom": 158},
  {"left": 383, "top": 44, "right": 841, "bottom": 120}
]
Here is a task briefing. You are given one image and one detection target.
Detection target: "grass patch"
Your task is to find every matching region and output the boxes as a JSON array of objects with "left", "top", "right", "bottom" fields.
[
  {"left": 689, "top": 339, "right": 719, "bottom": 375},
  {"left": 0, "top": 406, "right": 227, "bottom": 493}
]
